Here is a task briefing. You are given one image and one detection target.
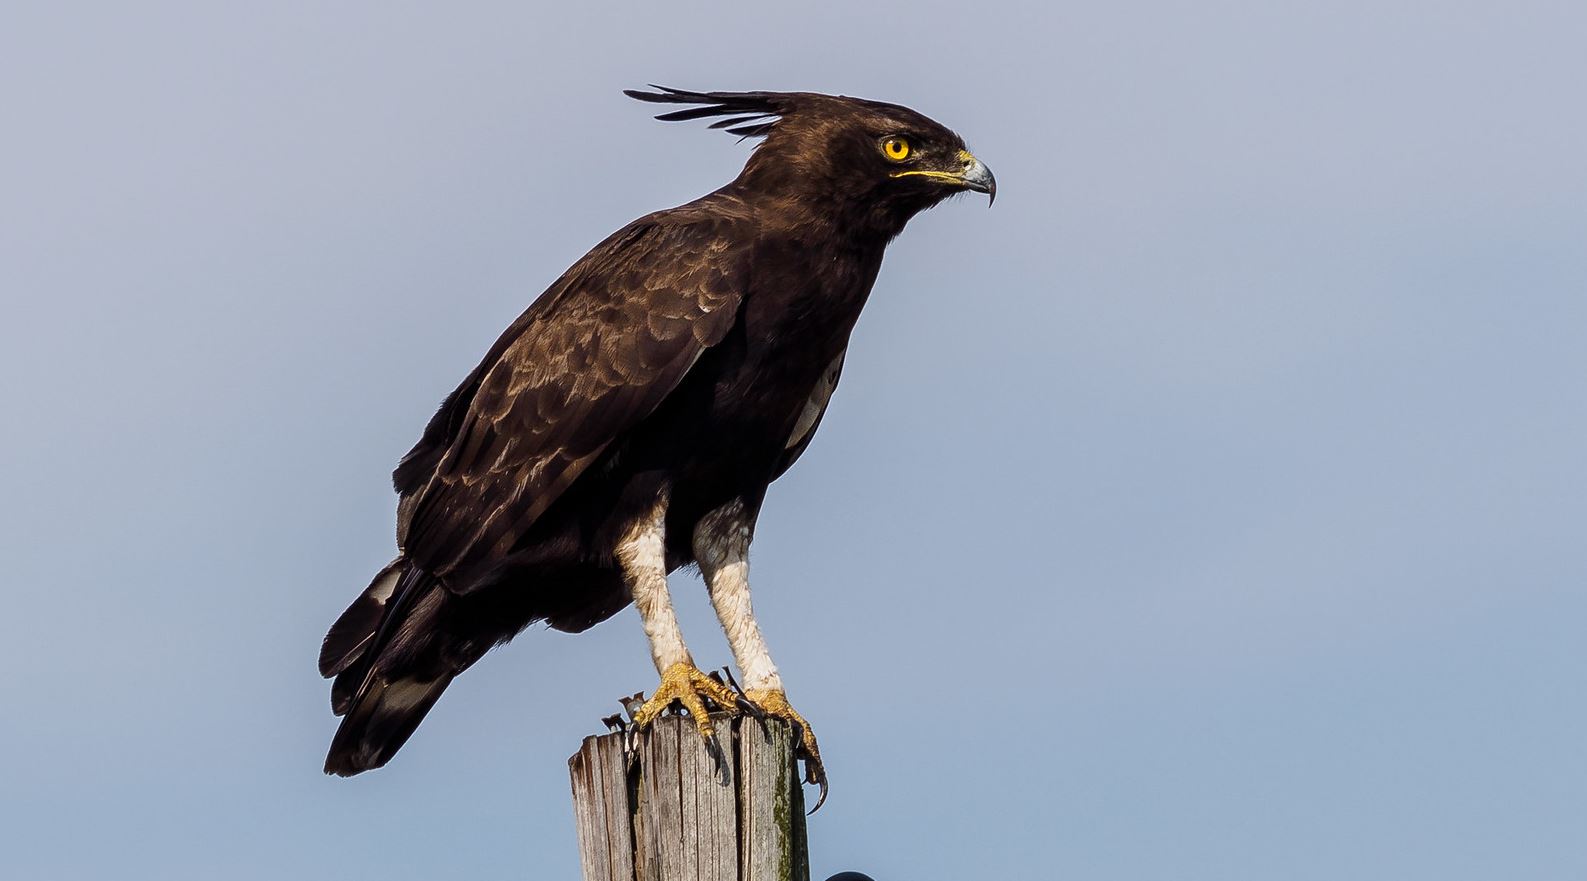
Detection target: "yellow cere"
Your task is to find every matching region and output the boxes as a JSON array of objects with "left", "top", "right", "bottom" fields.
[{"left": 882, "top": 137, "right": 911, "bottom": 161}]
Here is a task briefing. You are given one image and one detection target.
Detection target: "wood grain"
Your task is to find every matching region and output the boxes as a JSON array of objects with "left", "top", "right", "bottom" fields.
[{"left": 569, "top": 714, "right": 810, "bottom": 881}]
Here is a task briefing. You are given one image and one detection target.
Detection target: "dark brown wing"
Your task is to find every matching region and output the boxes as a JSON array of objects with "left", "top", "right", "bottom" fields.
[
  {"left": 394, "top": 213, "right": 749, "bottom": 587},
  {"left": 772, "top": 349, "right": 846, "bottom": 479}
]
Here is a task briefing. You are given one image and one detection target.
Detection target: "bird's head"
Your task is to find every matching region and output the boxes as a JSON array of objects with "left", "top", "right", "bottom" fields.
[{"left": 627, "top": 86, "right": 995, "bottom": 239}]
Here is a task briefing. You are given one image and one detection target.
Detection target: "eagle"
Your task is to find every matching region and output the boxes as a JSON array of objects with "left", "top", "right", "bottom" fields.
[{"left": 319, "top": 87, "right": 994, "bottom": 796}]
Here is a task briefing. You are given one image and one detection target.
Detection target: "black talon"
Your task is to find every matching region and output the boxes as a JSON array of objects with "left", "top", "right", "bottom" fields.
[
  {"left": 711, "top": 667, "right": 762, "bottom": 717},
  {"left": 806, "top": 757, "right": 829, "bottom": 813},
  {"left": 704, "top": 734, "right": 731, "bottom": 784},
  {"left": 780, "top": 719, "right": 828, "bottom": 813},
  {"left": 736, "top": 694, "right": 768, "bottom": 719}
]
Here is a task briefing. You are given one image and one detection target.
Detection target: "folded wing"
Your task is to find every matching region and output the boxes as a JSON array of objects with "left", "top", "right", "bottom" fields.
[{"left": 394, "top": 215, "right": 749, "bottom": 588}]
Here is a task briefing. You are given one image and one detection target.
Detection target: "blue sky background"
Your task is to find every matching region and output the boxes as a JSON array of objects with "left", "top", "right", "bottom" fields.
[{"left": 3, "top": 2, "right": 1584, "bottom": 879}]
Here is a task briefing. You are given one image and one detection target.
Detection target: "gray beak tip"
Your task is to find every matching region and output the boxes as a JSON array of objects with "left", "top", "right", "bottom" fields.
[{"left": 962, "top": 156, "right": 996, "bottom": 206}]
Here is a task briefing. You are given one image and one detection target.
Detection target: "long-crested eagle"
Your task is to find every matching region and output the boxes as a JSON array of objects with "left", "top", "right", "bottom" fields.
[{"left": 319, "top": 87, "right": 994, "bottom": 795}]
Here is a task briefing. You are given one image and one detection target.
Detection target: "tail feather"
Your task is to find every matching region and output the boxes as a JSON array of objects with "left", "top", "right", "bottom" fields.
[
  {"left": 319, "top": 558, "right": 634, "bottom": 776},
  {"left": 324, "top": 673, "right": 455, "bottom": 776},
  {"left": 321, "top": 561, "right": 456, "bottom": 775},
  {"left": 319, "top": 559, "right": 405, "bottom": 679}
]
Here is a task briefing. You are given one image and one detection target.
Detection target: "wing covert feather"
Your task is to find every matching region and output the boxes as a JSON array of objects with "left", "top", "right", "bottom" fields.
[{"left": 395, "top": 218, "right": 748, "bottom": 586}]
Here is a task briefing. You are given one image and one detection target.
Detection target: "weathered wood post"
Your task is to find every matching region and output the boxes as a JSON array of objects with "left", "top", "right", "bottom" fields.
[{"left": 569, "top": 714, "right": 810, "bottom": 881}]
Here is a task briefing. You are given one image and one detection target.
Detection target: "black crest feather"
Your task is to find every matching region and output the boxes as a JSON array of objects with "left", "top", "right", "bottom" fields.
[{"left": 624, "top": 86, "right": 794, "bottom": 138}]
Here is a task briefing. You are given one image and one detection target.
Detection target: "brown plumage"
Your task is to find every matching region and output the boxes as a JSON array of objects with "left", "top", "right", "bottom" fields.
[{"left": 320, "top": 87, "right": 994, "bottom": 777}]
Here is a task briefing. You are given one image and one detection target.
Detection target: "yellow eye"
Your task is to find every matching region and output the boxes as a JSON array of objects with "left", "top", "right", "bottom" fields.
[{"left": 882, "top": 137, "right": 911, "bottom": 161}]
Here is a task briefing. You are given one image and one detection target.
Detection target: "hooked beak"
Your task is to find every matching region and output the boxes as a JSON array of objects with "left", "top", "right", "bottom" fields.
[
  {"left": 959, "top": 152, "right": 996, "bottom": 205},
  {"left": 888, "top": 149, "right": 997, "bottom": 205}
]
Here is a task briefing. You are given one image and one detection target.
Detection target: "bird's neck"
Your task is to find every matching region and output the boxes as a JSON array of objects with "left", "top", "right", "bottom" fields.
[{"left": 727, "top": 160, "right": 921, "bottom": 245}]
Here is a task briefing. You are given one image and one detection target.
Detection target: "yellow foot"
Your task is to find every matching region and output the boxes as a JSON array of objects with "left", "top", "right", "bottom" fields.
[
  {"left": 631, "top": 662, "right": 742, "bottom": 741},
  {"left": 744, "top": 688, "right": 828, "bottom": 810}
]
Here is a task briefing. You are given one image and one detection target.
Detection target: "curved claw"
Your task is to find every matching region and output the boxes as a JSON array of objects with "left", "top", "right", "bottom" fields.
[
  {"left": 800, "top": 735, "right": 828, "bottom": 813},
  {"left": 736, "top": 694, "right": 768, "bottom": 720},
  {"left": 744, "top": 688, "right": 828, "bottom": 812}
]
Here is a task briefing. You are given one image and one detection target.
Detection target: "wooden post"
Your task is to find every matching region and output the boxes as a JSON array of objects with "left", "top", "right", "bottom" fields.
[{"left": 569, "top": 714, "right": 810, "bottom": 881}]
